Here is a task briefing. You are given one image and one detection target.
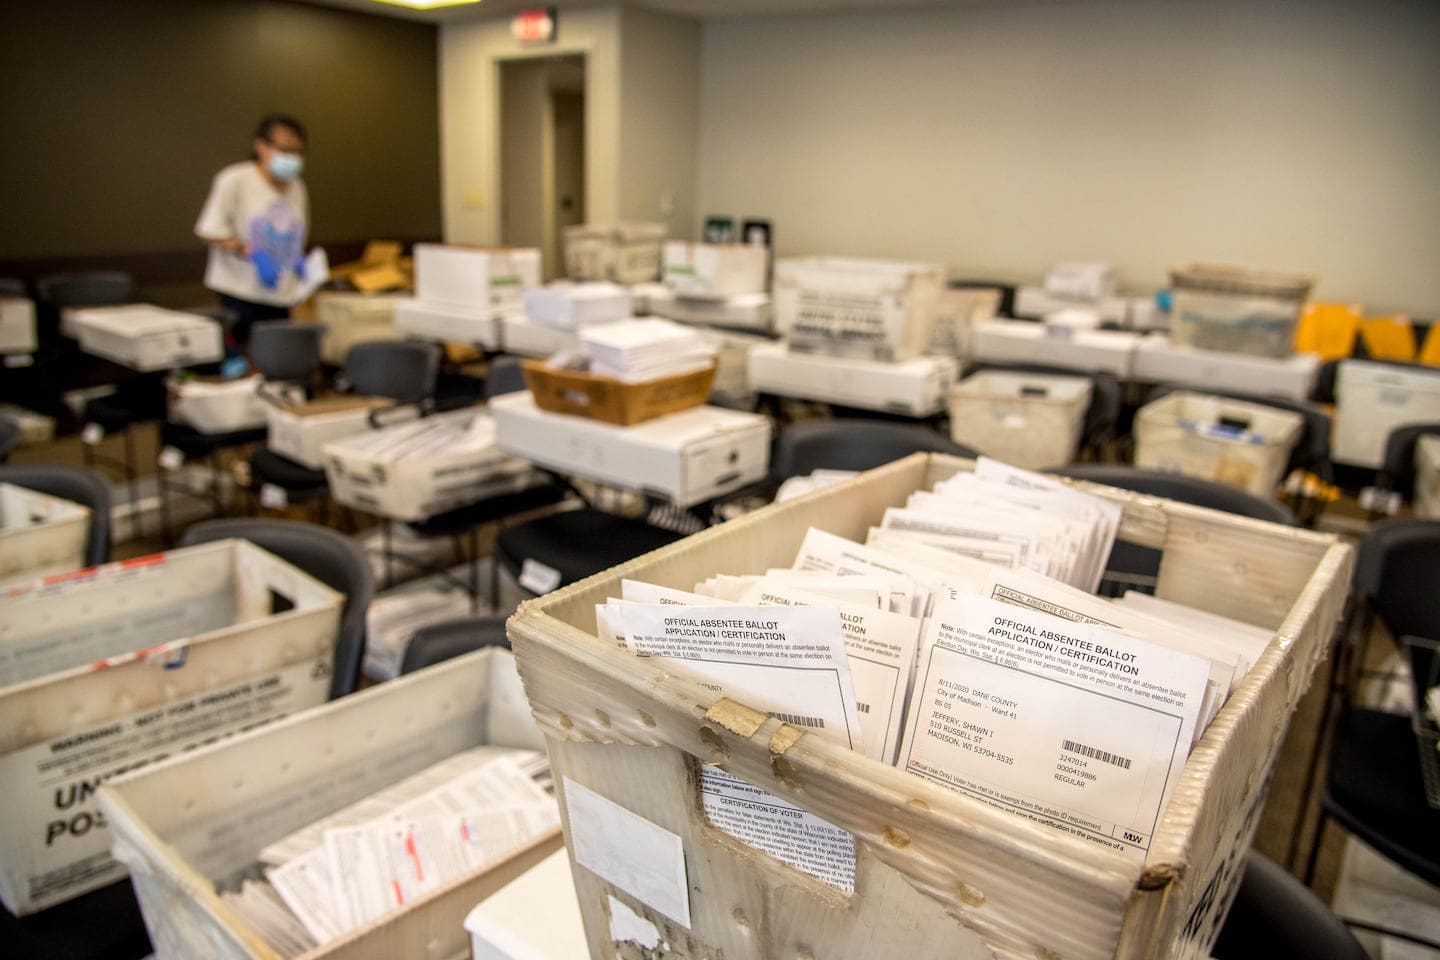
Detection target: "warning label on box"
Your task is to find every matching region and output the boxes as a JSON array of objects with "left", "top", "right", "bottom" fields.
[{"left": 0, "top": 657, "right": 330, "bottom": 913}]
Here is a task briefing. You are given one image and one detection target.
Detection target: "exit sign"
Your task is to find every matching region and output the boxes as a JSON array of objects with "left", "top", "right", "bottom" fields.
[{"left": 512, "top": 7, "right": 556, "bottom": 44}]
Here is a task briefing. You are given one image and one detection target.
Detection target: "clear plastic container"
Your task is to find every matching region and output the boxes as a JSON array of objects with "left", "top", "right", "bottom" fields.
[{"left": 1168, "top": 263, "right": 1313, "bottom": 358}]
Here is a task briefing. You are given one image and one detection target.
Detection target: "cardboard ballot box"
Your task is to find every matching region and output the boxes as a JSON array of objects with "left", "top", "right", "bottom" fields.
[
  {"left": 947, "top": 371, "right": 1092, "bottom": 470},
  {"left": 663, "top": 242, "right": 768, "bottom": 299},
  {"left": 72, "top": 305, "right": 223, "bottom": 372},
  {"left": 392, "top": 298, "right": 502, "bottom": 349},
  {"left": 748, "top": 342, "right": 959, "bottom": 417},
  {"left": 0, "top": 483, "right": 88, "bottom": 583},
  {"left": 100, "top": 648, "right": 562, "bottom": 960},
  {"left": 491, "top": 392, "right": 770, "bottom": 507},
  {"left": 506, "top": 454, "right": 1351, "bottom": 960},
  {"left": 466, "top": 848, "right": 587, "bottom": 960},
  {"left": 774, "top": 257, "right": 944, "bottom": 362},
  {"left": 415, "top": 245, "right": 541, "bottom": 309},
  {"left": 0, "top": 540, "right": 343, "bottom": 914}
]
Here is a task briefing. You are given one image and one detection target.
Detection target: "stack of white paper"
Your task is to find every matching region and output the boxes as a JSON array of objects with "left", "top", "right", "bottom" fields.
[
  {"left": 225, "top": 748, "right": 557, "bottom": 957},
  {"left": 522, "top": 282, "right": 632, "bottom": 331},
  {"left": 602, "top": 458, "right": 1274, "bottom": 875},
  {"left": 578, "top": 319, "right": 716, "bottom": 382}
]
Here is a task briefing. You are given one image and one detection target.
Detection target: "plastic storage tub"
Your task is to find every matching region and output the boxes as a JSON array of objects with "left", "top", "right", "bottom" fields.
[
  {"left": 947, "top": 371, "right": 1092, "bottom": 470},
  {"left": 774, "top": 257, "right": 943, "bottom": 362},
  {"left": 506, "top": 453, "right": 1350, "bottom": 960},
  {"left": 0, "top": 483, "right": 88, "bottom": 583},
  {"left": 99, "top": 648, "right": 562, "bottom": 960},
  {"left": 564, "top": 223, "right": 666, "bottom": 285},
  {"left": 1331, "top": 360, "right": 1440, "bottom": 469},
  {"left": 1167, "top": 263, "right": 1313, "bottom": 359},
  {"left": 0, "top": 540, "right": 342, "bottom": 913},
  {"left": 1134, "top": 391, "right": 1303, "bottom": 497},
  {"left": 313, "top": 294, "right": 401, "bottom": 367}
]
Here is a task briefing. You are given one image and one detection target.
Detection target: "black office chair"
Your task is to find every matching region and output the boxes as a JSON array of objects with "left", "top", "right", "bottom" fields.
[
  {"left": 1376, "top": 422, "right": 1440, "bottom": 502},
  {"left": 0, "top": 277, "right": 26, "bottom": 298},
  {"left": 493, "top": 506, "right": 685, "bottom": 596},
  {"left": 180, "top": 517, "right": 374, "bottom": 700},
  {"left": 0, "top": 464, "right": 113, "bottom": 568},
  {"left": 242, "top": 322, "right": 332, "bottom": 514},
  {"left": 0, "top": 416, "right": 20, "bottom": 463},
  {"left": 399, "top": 616, "right": 511, "bottom": 674},
  {"left": 772, "top": 418, "right": 976, "bottom": 479},
  {"left": 969, "top": 363, "right": 1123, "bottom": 461},
  {"left": 2, "top": 880, "right": 153, "bottom": 960},
  {"left": 1212, "top": 851, "right": 1368, "bottom": 960},
  {"left": 1301, "top": 520, "right": 1440, "bottom": 932},
  {"left": 1054, "top": 465, "right": 1295, "bottom": 598}
]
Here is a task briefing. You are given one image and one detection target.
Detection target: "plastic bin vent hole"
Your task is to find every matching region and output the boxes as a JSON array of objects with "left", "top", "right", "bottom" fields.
[
  {"left": 1037, "top": 948, "right": 1063, "bottom": 960},
  {"left": 905, "top": 798, "right": 929, "bottom": 812},
  {"left": 637, "top": 709, "right": 657, "bottom": 728},
  {"left": 957, "top": 882, "right": 986, "bottom": 907},
  {"left": 797, "top": 948, "right": 816, "bottom": 960},
  {"left": 558, "top": 712, "right": 574, "bottom": 730},
  {"left": 268, "top": 589, "right": 295, "bottom": 615},
  {"left": 732, "top": 907, "right": 750, "bottom": 930},
  {"left": 882, "top": 825, "right": 910, "bottom": 848},
  {"left": 594, "top": 708, "right": 612, "bottom": 729},
  {"left": 698, "top": 726, "right": 727, "bottom": 762},
  {"left": 771, "top": 755, "right": 801, "bottom": 789}
]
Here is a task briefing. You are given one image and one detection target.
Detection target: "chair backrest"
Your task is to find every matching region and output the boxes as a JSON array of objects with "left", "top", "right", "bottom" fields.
[
  {"left": 250, "top": 321, "right": 324, "bottom": 382},
  {"left": 0, "top": 277, "right": 26, "bottom": 298},
  {"left": 1353, "top": 518, "right": 1440, "bottom": 643},
  {"left": 0, "top": 464, "right": 112, "bottom": 567},
  {"left": 34, "top": 271, "right": 135, "bottom": 308},
  {"left": 485, "top": 355, "right": 528, "bottom": 399},
  {"left": 1057, "top": 464, "right": 1297, "bottom": 524},
  {"left": 773, "top": 418, "right": 977, "bottom": 481},
  {"left": 1212, "top": 852, "right": 1368, "bottom": 960},
  {"left": 0, "top": 417, "right": 20, "bottom": 463},
  {"left": 1147, "top": 384, "right": 1332, "bottom": 478},
  {"left": 399, "top": 616, "right": 510, "bottom": 675},
  {"left": 345, "top": 340, "right": 440, "bottom": 405},
  {"left": 179, "top": 518, "right": 375, "bottom": 699},
  {"left": 1378, "top": 422, "right": 1440, "bottom": 499}
]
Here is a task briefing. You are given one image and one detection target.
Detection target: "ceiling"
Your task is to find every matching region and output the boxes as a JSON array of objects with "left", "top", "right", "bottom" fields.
[{"left": 299, "top": 0, "right": 1001, "bottom": 25}]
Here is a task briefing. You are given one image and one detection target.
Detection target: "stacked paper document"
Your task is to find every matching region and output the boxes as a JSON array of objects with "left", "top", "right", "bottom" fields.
[
  {"left": 600, "top": 458, "right": 1275, "bottom": 886},
  {"left": 578, "top": 318, "right": 717, "bottom": 382},
  {"left": 522, "top": 282, "right": 632, "bottom": 331},
  {"left": 220, "top": 747, "right": 556, "bottom": 958}
]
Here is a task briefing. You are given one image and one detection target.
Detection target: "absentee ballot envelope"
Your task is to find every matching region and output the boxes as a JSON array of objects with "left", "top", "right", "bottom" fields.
[
  {"left": 619, "top": 603, "right": 864, "bottom": 891},
  {"left": 898, "top": 594, "right": 1208, "bottom": 860}
]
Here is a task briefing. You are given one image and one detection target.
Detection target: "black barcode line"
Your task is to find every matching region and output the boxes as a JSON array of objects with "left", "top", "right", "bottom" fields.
[
  {"left": 1062, "top": 738, "right": 1132, "bottom": 770},
  {"left": 856, "top": 702, "right": 871, "bottom": 714},
  {"left": 770, "top": 712, "right": 826, "bottom": 729}
]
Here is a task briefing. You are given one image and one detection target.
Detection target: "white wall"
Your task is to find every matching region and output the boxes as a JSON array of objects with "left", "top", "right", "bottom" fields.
[
  {"left": 617, "top": 6, "right": 702, "bottom": 235},
  {"left": 440, "top": 8, "right": 622, "bottom": 244},
  {"left": 696, "top": 0, "right": 1440, "bottom": 315}
]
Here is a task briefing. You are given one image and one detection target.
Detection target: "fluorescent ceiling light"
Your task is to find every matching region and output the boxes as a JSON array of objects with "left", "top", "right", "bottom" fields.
[{"left": 372, "top": 0, "right": 482, "bottom": 9}]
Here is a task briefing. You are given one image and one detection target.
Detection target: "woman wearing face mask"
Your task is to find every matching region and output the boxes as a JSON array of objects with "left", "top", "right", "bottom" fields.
[{"left": 195, "top": 113, "right": 311, "bottom": 346}]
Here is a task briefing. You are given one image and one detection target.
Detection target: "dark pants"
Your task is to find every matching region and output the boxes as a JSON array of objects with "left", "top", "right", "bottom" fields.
[{"left": 218, "top": 294, "right": 290, "bottom": 347}]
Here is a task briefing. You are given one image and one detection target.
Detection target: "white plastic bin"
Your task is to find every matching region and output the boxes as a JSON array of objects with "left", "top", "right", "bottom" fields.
[
  {"left": 313, "top": 294, "right": 401, "bottom": 366},
  {"left": 72, "top": 305, "right": 224, "bottom": 371},
  {"left": 99, "top": 648, "right": 561, "bottom": 960},
  {"left": 663, "top": 242, "right": 768, "bottom": 299},
  {"left": 1331, "top": 360, "right": 1440, "bottom": 468},
  {"left": 415, "top": 245, "right": 541, "bottom": 309},
  {"left": 1167, "top": 263, "right": 1313, "bottom": 359},
  {"left": 267, "top": 396, "right": 410, "bottom": 471},
  {"left": 947, "top": 372, "right": 1092, "bottom": 470},
  {"left": 1134, "top": 391, "right": 1303, "bottom": 497},
  {"left": 0, "top": 483, "right": 88, "bottom": 583},
  {"left": 392, "top": 298, "right": 501, "bottom": 349},
  {"left": 167, "top": 375, "right": 268, "bottom": 434},
  {"left": 322, "top": 408, "right": 538, "bottom": 522},
  {"left": 0, "top": 539, "right": 343, "bottom": 914}
]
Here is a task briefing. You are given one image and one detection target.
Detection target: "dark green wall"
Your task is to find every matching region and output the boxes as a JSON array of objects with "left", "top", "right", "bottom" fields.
[{"left": 0, "top": 0, "right": 442, "bottom": 262}]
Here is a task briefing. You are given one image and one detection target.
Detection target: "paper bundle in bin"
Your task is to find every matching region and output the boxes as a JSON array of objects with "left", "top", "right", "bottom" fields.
[
  {"left": 219, "top": 746, "right": 559, "bottom": 957},
  {"left": 323, "top": 408, "right": 541, "bottom": 522},
  {"left": 593, "top": 458, "right": 1273, "bottom": 892},
  {"left": 521, "top": 318, "right": 719, "bottom": 425}
]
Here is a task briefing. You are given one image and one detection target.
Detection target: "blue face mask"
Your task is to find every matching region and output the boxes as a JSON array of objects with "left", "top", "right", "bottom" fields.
[{"left": 268, "top": 151, "right": 304, "bottom": 182}]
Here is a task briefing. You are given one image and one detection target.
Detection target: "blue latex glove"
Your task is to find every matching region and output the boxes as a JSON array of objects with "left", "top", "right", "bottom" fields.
[
  {"left": 291, "top": 254, "right": 307, "bottom": 283},
  {"left": 250, "top": 249, "right": 280, "bottom": 289}
]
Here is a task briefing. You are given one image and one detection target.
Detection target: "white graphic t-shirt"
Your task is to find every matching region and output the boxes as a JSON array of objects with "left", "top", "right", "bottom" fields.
[{"left": 196, "top": 161, "right": 310, "bottom": 306}]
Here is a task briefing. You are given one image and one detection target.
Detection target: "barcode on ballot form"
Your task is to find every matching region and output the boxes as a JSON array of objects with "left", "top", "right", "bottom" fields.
[
  {"left": 770, "top": 712, "right": 826, "bottom": 729},
  {"left": 856, "top": 702, "right": 871, "bottom": 714},
  {"left": 1061, "top": 739, "right": 1132, "bottom": 770}
]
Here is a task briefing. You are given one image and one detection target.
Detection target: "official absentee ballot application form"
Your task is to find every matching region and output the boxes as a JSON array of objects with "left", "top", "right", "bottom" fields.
[{"left": 899, "top": 594, "right": 1209, "bottom": 858}]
